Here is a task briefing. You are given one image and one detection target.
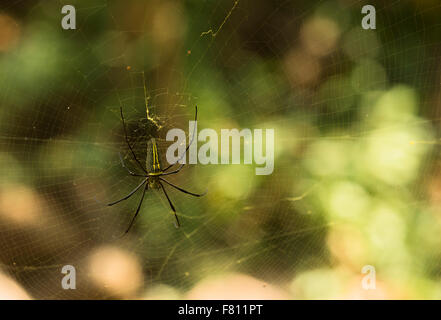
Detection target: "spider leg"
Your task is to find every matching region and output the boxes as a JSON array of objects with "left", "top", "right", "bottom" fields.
[
  {"left": 107, "top": 178, "right": 148, "bottom": 206},
  {"left": 124, "top": 182, "right": 148, "bottom": 234},
  {"left": 160, "top": 163, "right": 185, "bottom": 176},
  {"left": 120, "top": 106, "right": 148, "bottom": 174},
  {"left": 163, "top": 105, "right": 197, "bottom": 172},
  {"left": 118, "top": 152, "right": 147, "bottom": 177},
  {"left": 159, "top": 182, "right": 180, "bottom": 228},
  {"left": 159, "top": 178, "right": 206, "bottom": 197},
  {"left": 119, "top": 152, "right": 147, "bottom": 177}
]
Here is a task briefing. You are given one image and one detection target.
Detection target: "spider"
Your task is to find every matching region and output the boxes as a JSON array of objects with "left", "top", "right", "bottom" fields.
[{"left": 108, "top": 105, "right": 205, "bottom": 234}]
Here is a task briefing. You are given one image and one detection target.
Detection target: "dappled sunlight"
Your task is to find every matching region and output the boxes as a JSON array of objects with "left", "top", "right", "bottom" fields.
[
  {"left": 87, "top": 246, "right": 143, "bottom": 298},
  {"left": 186, "top": 273, "right": 290, "bottom": 300},
  {"left": 0, "top": 272, "right": 32, "bottom": 300},
  {"left": 0, "top": 184, "right": 44, "bottom": 227}
]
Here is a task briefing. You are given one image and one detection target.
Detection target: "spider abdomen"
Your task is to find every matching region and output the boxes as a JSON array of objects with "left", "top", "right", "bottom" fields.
[
  {"left": 148, "top": 176, "right": 162, "bottom": 189},
  {"left": 146, "top": 137, "right": 163, "bottom": 173}
]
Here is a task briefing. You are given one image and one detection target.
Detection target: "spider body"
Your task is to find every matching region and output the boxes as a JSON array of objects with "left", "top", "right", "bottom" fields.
[
  {"left": 146, "top": 138, "right": 164, "bottom": 189},
  {"left": 107, "top": 106, "right": 205, "bottom": 234},
  {"left": 147, "top": 174, "right": 163, "bottom": 189}
]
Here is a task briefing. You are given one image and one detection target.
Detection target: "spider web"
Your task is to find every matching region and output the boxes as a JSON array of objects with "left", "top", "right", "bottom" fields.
[{"left": 0, "top": 0, "right": 441, "bottom": 299}]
